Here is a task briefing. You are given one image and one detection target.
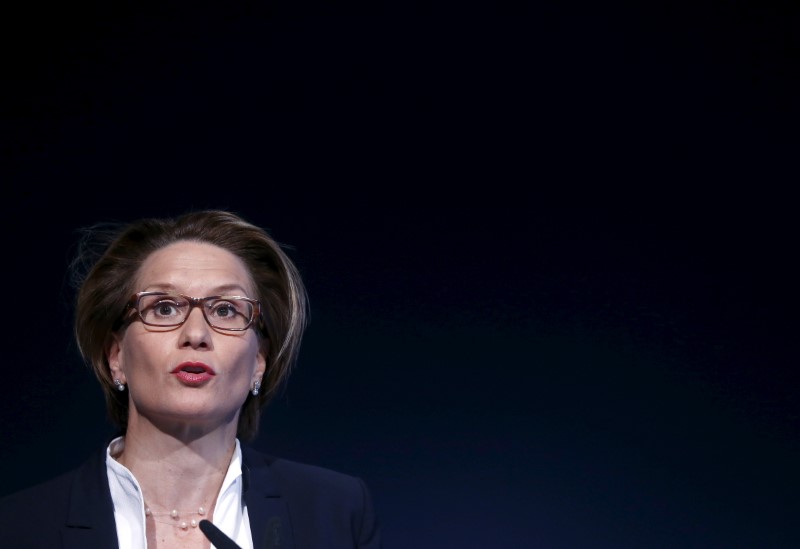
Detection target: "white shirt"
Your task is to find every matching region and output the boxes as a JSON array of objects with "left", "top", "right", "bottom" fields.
[{"left": 106, "top": 436, "right": 254, "bottom": 549}]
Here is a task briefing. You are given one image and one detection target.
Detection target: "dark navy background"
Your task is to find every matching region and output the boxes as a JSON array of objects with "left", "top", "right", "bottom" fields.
[{"left": 1, "top": 2, "right": 798, "bottom": 547}]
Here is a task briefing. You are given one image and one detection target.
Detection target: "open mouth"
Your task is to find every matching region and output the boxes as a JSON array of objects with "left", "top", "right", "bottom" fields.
[
  {"left": 172, "top": 362, "right": 216, "bottom": 375},
  {"left": 171, "top": 362, "right": 215, "bottom": 384}
]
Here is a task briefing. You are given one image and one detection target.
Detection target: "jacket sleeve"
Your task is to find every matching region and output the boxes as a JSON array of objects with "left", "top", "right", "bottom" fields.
[{"left": 356, "top": 478, "right": 382, "bottom": 549}]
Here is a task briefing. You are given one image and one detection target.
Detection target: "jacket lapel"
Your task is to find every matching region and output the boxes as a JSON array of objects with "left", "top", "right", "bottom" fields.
[
  {"left": 59, "top": 444, "right": 291, "bottom": 549},
  {"left": 242, "top": 446, "right": 295, "bottom": 549},
  {"left": 61, "top": 446, "right": 120, "bottom": 549}
]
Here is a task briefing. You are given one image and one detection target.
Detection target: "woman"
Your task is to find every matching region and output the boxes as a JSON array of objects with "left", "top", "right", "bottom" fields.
[{"left": 0, "top": 210, "right": 382, "bottom": 548}]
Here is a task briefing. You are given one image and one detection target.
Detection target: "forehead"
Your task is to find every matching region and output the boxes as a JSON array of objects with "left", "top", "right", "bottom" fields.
[{"left": 135, "top": 240, "right": 254, "bottom": 295}]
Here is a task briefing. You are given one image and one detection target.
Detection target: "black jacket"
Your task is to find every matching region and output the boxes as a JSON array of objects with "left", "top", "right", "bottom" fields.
[{"left": 0, "top": 444, "right": 382, "bottom": 548}]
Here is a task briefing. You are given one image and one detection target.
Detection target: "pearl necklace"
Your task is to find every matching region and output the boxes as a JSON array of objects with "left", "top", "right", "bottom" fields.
[{"left": 145, "top": 504, "right": 207, "bottom": 530}]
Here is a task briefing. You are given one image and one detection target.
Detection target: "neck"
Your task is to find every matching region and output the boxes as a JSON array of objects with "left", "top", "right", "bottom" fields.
[{"left": 115, "top": 415, "right": 238, "bottom": 511}]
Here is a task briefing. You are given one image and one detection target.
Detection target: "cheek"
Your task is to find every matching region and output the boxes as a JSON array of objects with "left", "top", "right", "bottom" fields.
[
  {"left": 229, "top": 338, "right": 263, "bottom": 377},
  {"left": 119, "top": 334, "right": 165, "bottom": 374},
  {"left": 236, "top": 339, "right": 261, "bottom": 369}
]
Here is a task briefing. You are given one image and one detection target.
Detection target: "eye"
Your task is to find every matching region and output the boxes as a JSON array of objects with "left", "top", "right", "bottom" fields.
[
  {"left": 208, "top": 300, "right": 240, "bottom": 319},
  {"left": 152, "top": 299, "right": 182, "bottom": 318}
]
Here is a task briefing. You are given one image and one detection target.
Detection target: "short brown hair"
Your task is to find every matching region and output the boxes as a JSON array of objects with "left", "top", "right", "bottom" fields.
[{"left": 72, "top": 210, "right": 308, "bottom": 441}]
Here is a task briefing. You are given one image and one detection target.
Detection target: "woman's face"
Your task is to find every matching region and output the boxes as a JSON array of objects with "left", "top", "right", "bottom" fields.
[{"left": 107, "top": 240, "right": 266, "bottom": 434}]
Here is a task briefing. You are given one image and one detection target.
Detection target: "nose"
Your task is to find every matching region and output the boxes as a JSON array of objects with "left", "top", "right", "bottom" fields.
[{"left": 179, "top": 306, "right": 213, "bottom": 348}]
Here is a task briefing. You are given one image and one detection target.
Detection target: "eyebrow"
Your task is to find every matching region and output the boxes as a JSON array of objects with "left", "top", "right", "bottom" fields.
[{"left": 142, "top": 283, "right": 252, "bottom": 296}]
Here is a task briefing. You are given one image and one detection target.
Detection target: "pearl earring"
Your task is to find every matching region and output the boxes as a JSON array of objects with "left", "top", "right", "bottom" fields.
[
  {"left": 114, "top": 379, "right": 126, "bottom": 391},
  {"left": 252, "top": 380, "right": 261, "bottom": 396}
]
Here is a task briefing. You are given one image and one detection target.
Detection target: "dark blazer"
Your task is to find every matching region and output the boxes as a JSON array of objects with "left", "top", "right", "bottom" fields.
[{"left": 0, "top": 444, "right": 382, "bottom": 548}]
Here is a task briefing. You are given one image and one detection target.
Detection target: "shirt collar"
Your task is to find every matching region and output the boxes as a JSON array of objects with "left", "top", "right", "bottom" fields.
[{"left": 105, "top": 436, "right": 251, "bottom": 549}]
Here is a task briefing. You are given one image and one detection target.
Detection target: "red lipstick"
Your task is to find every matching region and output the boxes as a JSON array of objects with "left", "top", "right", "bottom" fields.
[{"left": 171, "top": 362, "right": 216, "bottom": 385}]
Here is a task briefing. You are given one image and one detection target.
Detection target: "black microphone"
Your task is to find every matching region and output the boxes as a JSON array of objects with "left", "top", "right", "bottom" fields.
[{"left": 199, "top": 520, "right": 243, "bottom": 549}]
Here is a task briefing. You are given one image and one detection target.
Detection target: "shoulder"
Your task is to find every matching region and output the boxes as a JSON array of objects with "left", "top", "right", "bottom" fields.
[
  {"left": 244, "top": 445, "right": 371, "bottom": 505},
  {"left": 242, "top": 446, "right": 382, "bottom": 548},
  {"left": 0, "top": 466, "right": 76, "bottom": 513},
  {"left": 0, "top": 446, "right": 113, "bottom": 539},
  {"left": 0, "top": 465, "right": 83, "bottom": 547}
]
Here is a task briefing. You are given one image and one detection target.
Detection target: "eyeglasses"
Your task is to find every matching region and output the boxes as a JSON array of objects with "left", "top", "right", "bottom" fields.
[{"left": 127, "top": 292, "right": 262, "bottom": 332}]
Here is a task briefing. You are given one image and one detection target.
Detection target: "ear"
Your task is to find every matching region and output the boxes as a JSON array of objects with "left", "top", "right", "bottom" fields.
[
  {"left": 254, "top": 339, "right": 268, "bottom": 383},
  {"left": 107, "top": 334, "right": 127, "bottom": 384}
]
